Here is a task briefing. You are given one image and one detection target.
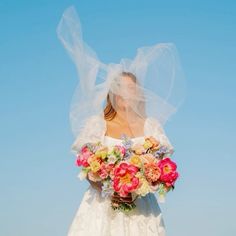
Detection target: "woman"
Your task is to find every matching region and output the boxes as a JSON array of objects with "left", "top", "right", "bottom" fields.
[
  {"left": 68, "top": 71, "right": 173, "bottom": 236},
  {"left": 57, "top": 5, "right": 185, "bottom": 236},
  {"left": 87, "top": 70, "right": 172, "bottom": 207}
]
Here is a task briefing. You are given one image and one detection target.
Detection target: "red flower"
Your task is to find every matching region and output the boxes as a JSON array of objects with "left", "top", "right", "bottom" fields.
[
  {"left": 76, "top": 146, "right": 92, "bottom": 167},
  {"left": 98, "top": 163, "right": 115, "bottom": 179},
  {"left": 157, "top": 157, "right": 179, "bottom": 187},
  {"left": 113, "top": 162, "right": 139, "bottom": 197}
]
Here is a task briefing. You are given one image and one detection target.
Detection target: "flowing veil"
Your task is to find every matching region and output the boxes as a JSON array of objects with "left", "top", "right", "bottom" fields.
[{"left": 56, "top": 5, "right": 186, "bottom": 140}]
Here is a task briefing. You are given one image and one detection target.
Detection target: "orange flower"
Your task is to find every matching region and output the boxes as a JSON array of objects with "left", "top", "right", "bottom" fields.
[
  {"left": 144, "top": 162, "right": 161, "bottom": 183},
  {"left": 132, "top": 143, "right": 146, "bottom": 155},
  {"left": 139, "top": 153, "right": 156, "bottom": 164},
  {"left": 144, "top": 136, "right": 160, "bottom": 150}
]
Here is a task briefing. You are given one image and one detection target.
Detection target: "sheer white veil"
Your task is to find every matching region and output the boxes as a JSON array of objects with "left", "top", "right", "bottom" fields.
[{"left": 56, "top": 5, "right": 186, "bottom": 140}]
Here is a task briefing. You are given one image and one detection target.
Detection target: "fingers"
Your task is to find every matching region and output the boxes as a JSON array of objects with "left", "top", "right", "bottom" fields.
[
  {"left": 112, "top": 198, "right": 133, "bottom": 204},
  {"left": 111, "top": 193, "right": 134, "bottom": 203}
]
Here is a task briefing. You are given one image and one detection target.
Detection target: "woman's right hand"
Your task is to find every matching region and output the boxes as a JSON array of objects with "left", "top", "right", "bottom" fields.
[{"left": 86, "top": 176, "right": 103, "bottom": 192}]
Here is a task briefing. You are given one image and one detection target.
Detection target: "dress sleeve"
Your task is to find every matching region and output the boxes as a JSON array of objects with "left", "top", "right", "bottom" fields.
[
  {"left": 70, "top": 115, "right": 106, "bottom": 155},
  {"left": 146, "top": 117, "right": 175, "bottom": 155}
]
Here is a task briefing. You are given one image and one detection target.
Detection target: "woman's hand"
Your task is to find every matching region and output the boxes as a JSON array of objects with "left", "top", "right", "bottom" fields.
[
  {"left": 111, "top": 192, "right": 133, "bottom": 203},
  {"left": 86, "top": 176, "right": 102, "bottom": 192}
]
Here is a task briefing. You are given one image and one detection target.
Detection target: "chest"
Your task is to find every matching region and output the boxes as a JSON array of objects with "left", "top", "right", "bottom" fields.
[{"left": 104, "top": 119, "right": 146, "bottom": 139}]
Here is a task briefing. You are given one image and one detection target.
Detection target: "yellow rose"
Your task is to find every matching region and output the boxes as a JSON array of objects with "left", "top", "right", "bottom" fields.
[
  {"left": 90, "top": 160, "right": 101, "bottom": 172},
  {"left": 143, "top": 140, "right": 152, "bottom": 149},
  {"left": 145, "top": 136, "right": 160, "bottom": 150},
  {"left": 95, "top": 147, "right": 108, "bottom": 159},
  {"left": 87, "top": 154, "right": 96, "bottom": 164},
  {"left": 132, "top": 143, "right": 145, "bottom": 155},
  {"left": 130, "top": 155, "right": 142, "bottom": 167}
]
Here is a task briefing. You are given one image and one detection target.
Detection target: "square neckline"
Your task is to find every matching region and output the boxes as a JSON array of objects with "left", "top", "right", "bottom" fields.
[
  {"left": 104, "top": 135, "right": 144, "bottom": 141},
  {"left": 103, "top": 117, "right": 148, "bottom": 141}
]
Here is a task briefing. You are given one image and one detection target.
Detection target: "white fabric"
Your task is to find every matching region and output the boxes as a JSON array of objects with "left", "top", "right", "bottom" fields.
[
  {"left": 70, "top": 114, "right": 174, "bottom": 156},
  {"left": 67, "top": 135, "right": 167, "bottom": 236}
]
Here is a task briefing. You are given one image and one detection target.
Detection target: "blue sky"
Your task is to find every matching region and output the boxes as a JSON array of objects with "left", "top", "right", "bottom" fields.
[{"left": 0, "top": 0, "right": 235, "bottom": 235}]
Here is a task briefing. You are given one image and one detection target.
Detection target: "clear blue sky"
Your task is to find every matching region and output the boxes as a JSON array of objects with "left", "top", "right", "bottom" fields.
[{"left": 0, "top": 0, "right": 235, "bottom": 235}]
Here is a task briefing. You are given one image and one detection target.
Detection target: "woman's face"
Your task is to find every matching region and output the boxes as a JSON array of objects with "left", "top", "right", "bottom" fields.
[{"left": 115, "top": 75, "right": 138, "bottom": 110}]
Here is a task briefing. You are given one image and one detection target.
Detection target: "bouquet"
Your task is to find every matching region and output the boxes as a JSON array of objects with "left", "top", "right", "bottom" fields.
[{"left": 75, "top": 135, "right": 179, "bottom": 213}]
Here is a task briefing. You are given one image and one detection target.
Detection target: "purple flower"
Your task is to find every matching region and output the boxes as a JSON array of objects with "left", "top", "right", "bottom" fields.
[
  {"left": 153, "top": 146, "right": 168, "bottom": 158},
  {"left": 120, "top": 134, "right": 133, "bottom": 148},
  {"left": 101, "top": 180, "right": 114, "bottom": 198}
]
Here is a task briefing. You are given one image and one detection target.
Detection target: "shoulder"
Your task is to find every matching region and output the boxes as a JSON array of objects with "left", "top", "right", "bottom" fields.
[
  {"left": 85, "top": 113, "right": 105, "bottom": 123},
  {"left": 71, "top": 114, "right": 106, "bottom": 154},
  {"left": 84, "top": 114, "right": 105, "bottom": 127},
  {"left": 80, "top": 113, "right": 106, "bottom": 138}
]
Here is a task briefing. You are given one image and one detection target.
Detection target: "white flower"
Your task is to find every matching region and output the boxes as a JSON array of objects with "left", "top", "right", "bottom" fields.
[
  {"left": 158, "top": 193, "right": 166, "bottom": 203},
  {"left": 77, "top": 170, "right": 87, "bottom": 180},
  {"left": 101, "top": 180, "right": 114, "bottom": 198},
  {"left": 134, "top": 174, "right": 151, "bottom": 197}
]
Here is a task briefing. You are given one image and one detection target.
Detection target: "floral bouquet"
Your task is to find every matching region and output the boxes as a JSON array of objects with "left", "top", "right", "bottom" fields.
[{"left": 75, "top": 135, "right": 179, "bottom": 213}]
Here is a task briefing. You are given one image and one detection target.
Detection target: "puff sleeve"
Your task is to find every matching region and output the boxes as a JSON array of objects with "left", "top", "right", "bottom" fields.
[
  {"left": 146, "top": 117, "right": 175, "bottom": 155},
  {"left": 70, "top": 115, "right": 106, "bottom": 155}
]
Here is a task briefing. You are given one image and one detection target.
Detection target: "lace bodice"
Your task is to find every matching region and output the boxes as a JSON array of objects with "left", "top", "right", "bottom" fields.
[{"left": 71, "top": 114, "right": 174, "bottom": 155}]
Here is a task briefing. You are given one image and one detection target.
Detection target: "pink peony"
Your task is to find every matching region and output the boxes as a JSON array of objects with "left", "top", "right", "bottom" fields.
[
  {"left": 98, "top": 163, "right": 115, "bottom": 179},
  {"left": 113, "top": 162, "right": 139, "bottom": 197},
  {"left": 113, "top": 145, "right": 126, "bottom": 157},
  {"left": 76, "top": 146, "right": 92, "bottom": 167},
  {"left": 157, "top": 157, "right": 179, "bottom": 187}
]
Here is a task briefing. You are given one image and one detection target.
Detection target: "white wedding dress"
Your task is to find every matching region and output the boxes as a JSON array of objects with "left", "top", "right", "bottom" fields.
[{"left": 67, "top": 114, "right": 174, "bottom": 236}]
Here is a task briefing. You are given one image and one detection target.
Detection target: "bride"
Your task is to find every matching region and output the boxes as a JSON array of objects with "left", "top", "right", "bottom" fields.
[{"left": 57, "top": 5, "right": 185, "bottom": 236}]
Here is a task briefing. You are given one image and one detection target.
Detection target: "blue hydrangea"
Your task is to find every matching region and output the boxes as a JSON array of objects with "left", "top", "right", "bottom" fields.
[
  {"left": 120, "top": 133, "right": 133, "bottom": 149},
  {"left": 101, "top": 180, "right": 114, "bottom": 198},
  {"left": 153, "top": 146, "right": 168, "bottom": 158}
]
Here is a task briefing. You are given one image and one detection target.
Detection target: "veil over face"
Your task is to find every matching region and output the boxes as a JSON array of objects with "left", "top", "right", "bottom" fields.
[{"left": 56, "top": 5, "right": 186, "bottom": 139}]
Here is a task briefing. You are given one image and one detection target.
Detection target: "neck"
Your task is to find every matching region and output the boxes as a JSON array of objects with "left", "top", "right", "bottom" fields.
[{"left": 115, "top": 109, "right": 138, "bottom": 124}]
